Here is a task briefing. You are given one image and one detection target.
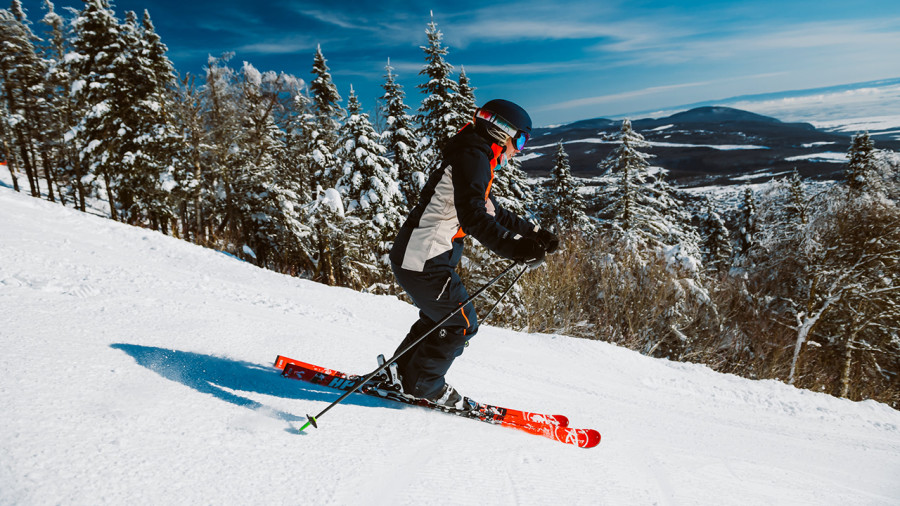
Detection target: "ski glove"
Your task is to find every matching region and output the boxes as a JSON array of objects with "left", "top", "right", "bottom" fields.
[
  {"left": 534, "top": 228, "right": 560, "bottom": 254},
  {"left": 510, "top": 237, "right": 546, "bottom": 270}
]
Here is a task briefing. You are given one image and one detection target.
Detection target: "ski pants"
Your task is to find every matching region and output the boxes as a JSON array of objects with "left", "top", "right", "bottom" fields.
[{"left": 391, "top": 262, "right": 479, "bottom": 399}]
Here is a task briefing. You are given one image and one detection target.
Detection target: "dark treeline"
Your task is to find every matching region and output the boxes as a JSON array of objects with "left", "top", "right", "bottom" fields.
[{"left": 2, "top": 0, "right": 898, "bottom": 407}]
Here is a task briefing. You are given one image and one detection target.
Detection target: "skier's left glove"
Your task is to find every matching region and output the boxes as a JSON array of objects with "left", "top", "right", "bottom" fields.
[{"left": 534, "top": 228, "right": 560, "bottom": 254}]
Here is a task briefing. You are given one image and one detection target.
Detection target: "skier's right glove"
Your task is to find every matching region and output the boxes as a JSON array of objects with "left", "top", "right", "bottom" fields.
[{"left": 510, "top": 237, "right": 546, "bottom": 270}]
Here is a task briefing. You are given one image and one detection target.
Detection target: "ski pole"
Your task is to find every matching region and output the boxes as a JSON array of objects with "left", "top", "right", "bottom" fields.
[
  {"left": 480, "top": 263, "right": 528, "bottom": 325},
  {"left": 299, "top": 260, "right": 521, "bottom": 432}
]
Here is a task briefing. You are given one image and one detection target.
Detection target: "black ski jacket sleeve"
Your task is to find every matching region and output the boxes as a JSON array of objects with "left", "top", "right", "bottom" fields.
[{"left": 448, "top": 141, "right": 535, "bottom": 260}]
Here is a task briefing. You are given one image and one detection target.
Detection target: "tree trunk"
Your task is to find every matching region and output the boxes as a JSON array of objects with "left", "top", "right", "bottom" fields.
[
  {"left": 839, "top": 340, "right": 853, "bottom": 398},
  {"left": 72, "top": 156, "right": 87, "bottom": 212},
  {"left": 4, "top": 160, "right": 18, "bottom": 192},
  {"left": 17, "top": 137, "right": 37, "bottom": 196},
  {"left": 180, "top": 200, "right": 189, "bottom": 241},
  {"left": 40, "top": 148, "right": 56, "bottom": 203},
  {"left": 103, "top": 172, "right": 118, "bottom": 221}
]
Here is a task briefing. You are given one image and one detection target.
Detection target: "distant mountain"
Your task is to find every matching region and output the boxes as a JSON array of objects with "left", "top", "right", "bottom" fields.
[
  {"left": 657, "top": 106, "right": 783, "bottom": 125},
  {"left": 520, "top": 106, "right": 900, "bottom": 187},
  {"left": 617, "top": 77, "right": 900, "bottom": 128}
]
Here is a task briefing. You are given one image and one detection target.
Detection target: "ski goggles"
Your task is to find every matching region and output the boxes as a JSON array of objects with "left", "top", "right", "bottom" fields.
[{"left": 475, "top": 109, "right": 530, "bottom": 150}]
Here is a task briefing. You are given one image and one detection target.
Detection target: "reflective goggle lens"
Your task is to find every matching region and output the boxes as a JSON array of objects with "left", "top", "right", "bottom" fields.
[{"left": 513, "top": 131, "right": 530, "bottom": 150}]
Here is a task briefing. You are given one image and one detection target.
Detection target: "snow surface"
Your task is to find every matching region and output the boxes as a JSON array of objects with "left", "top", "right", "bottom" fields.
[
  {"left": 529, "top": 138, "right": 767, "bottom": 153},
  {"left": 2, "top": 186, "right": 900, "bottom": 505},
  {"left": 785, "top": 152, "right": 849, "bottom": 163}
]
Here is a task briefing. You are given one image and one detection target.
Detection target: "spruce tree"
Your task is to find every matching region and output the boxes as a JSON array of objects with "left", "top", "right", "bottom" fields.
[
  {"left": 452, "top": 65, "right": 477, "bottom": 130},
  {"left": 308, "top": 45, "right": 343, "bottom": 187},
  {"left": 114, "top": 10, "right": 178, "bottom": 230},
  {"left": 337, "top": 88, "right": 404, "bottom": 230},
  {"left": 380, "top": 59, "right": 424, "bottom": 206},
  {"left": 786, "top": 169, "right": 808, "bottom": 225},
  {"left": 699, "top": 201, "right": 732, "bottom": 273},
  {"left": 67, "top": 0, "right": 127, "bottom": 219},
  {"left": 335, "top": 87, "right": 405, "bottom": 289},
  {"left": 735, "top": 187, "right": 757, "bottom": 260},
  {"left": 0, "top": 1, "right": 46, "bottom": 197},
  {"left": 845, "top": 132, "right": 878, "bottom": 194},
  {"left": 597, "top": 120, "right": 658, "bottom": 236},
  {"left": 543, "top": 141, "right": 590, "bottom": 233},
  {"left": 39, "top": 0, "right": 73, "bottom": 204},
  {"left": 597, "top": 119, "right": 700, "bottom": 268},
  {"left": 304, "top": 46, "right": 346, "bottom": 284},
  {"left": 417, "top": 13, "right": 461, "bottom": 159}
]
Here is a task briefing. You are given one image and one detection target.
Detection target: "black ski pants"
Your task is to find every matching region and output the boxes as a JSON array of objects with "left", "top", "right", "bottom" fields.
[{"left": 391, "top": 262, "right": 479, "bottom": 399}]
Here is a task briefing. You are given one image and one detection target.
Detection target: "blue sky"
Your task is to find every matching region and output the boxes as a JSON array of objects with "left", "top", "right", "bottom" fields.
[{"left": 20, "top": 0, "right": 900, "bottom": 126}]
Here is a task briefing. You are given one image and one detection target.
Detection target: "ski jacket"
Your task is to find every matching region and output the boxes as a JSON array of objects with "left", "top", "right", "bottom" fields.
[{"left": 390, "top": 124, "right": 537, "bottom": 272}]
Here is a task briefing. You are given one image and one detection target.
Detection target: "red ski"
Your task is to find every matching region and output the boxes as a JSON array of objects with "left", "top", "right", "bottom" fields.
[{"left": 274, "top": 355, "right": 600, "bottom": 449}]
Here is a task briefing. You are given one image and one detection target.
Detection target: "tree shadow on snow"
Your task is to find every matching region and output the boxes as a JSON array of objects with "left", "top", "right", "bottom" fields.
[{"left": 110, "top": 344, "right": 400, "bottom": 430}]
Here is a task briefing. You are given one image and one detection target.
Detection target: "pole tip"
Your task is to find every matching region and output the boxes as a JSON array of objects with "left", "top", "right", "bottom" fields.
[{"left": 299, "top": 414, "right": 318, "bottom": 432}]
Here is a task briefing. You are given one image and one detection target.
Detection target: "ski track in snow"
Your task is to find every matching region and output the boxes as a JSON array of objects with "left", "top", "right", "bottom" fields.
[{"left": 2, "top": 186, "right": 900, "bottom": 505}]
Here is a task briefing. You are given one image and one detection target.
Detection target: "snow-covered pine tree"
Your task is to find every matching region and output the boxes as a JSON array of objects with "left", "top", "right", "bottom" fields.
[
  {"left": 304, "top": 46, "right": 347, "bottom": 285},
  {"left": 596, "top": 119, "right": 652, "bottom": 232},
  {"left": 417, "top": 13, "right": 461, "bottom": 159},
  {"left": 786, "top": 169, "right": 808, "bottom": 225},
  {"left": 335, "top": 86, "right": 405, "bottom": 290},
  {"left": 596, "top": 118, "right": 700, "bottom": 268},
  {"left": 113, "top": 10, "right": 179, "bottom": 231},
  {"left": 380, "top": 59, "right": 424, "bottom": 207},
  {"left": 66, "top": 0, "right": 132, "bottom": 220},
  {"left": 0, "top": 1, "right": 47, "bottom": 198},
  {"left": 698, "top": 201, "right": 732, "bottom": 274},
  {"left": 42, "top": 0, "right": 97, "bottom": 210},
  {"left": 308, "top": 45, "right": 343, "bottom": 187},
  {"left": 734, "top": 186, "right": 757, "bottom": 261},
  {"left": 452, "top": 65, "right": 477, "bottom": 131},
  {"left": 845, "top": 132, "right": 879, "bottom": 194},
  {"left": 593, "top": 119, "right": 708, "bottom": 357},
  {"left": 38, "top": 0, "right": 75, "bottom": 205},
  {"left": 542, "top": 141, "right": 591, "bottom": 234},
  {"left": 652, "top": 168, "right": 701, "bottom": 270}
]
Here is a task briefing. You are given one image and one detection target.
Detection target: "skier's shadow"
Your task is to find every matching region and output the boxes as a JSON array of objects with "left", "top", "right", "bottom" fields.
[{"left": 110, "top": 344, "right": 399, "bottom": 429}]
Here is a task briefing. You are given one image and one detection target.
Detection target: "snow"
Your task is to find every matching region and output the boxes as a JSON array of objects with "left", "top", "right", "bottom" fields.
[
  {"left": 315, "top": 186, "right": 344, "bottom": 216},
  {"left": 529, "top": 138, "right": 768, "bottom": 151},
  {"left": 1, "top": 186, "right": 900, "bottom": 505},
  {"left": 785, "top": 152, "right": 848, "bottom": 163},
  {"left": 811, "top": 115, "right": 900, "bottom": 134}
]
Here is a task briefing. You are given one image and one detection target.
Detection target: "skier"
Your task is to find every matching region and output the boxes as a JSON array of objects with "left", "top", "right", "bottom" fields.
[{"left": 387, "top": 99, "right": 560, "bottom": 408}]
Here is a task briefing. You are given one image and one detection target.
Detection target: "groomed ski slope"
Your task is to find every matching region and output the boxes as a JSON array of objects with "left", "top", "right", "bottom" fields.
[{"left": 1, "top": 186, "right": 899, "bottom": 506}]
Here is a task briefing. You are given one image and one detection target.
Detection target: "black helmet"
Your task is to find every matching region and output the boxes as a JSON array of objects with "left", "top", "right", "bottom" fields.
[
  {"left": 480, "top": 99, "right": 532, "bottom": 134},
  {"left": 475, "top": 99, "right": 532, "bottom": 149}
]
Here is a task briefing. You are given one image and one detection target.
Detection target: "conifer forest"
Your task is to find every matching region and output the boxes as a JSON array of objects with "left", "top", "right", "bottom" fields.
[{"left": 2, "top": 1, "right": 898, "bottom": 407}]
